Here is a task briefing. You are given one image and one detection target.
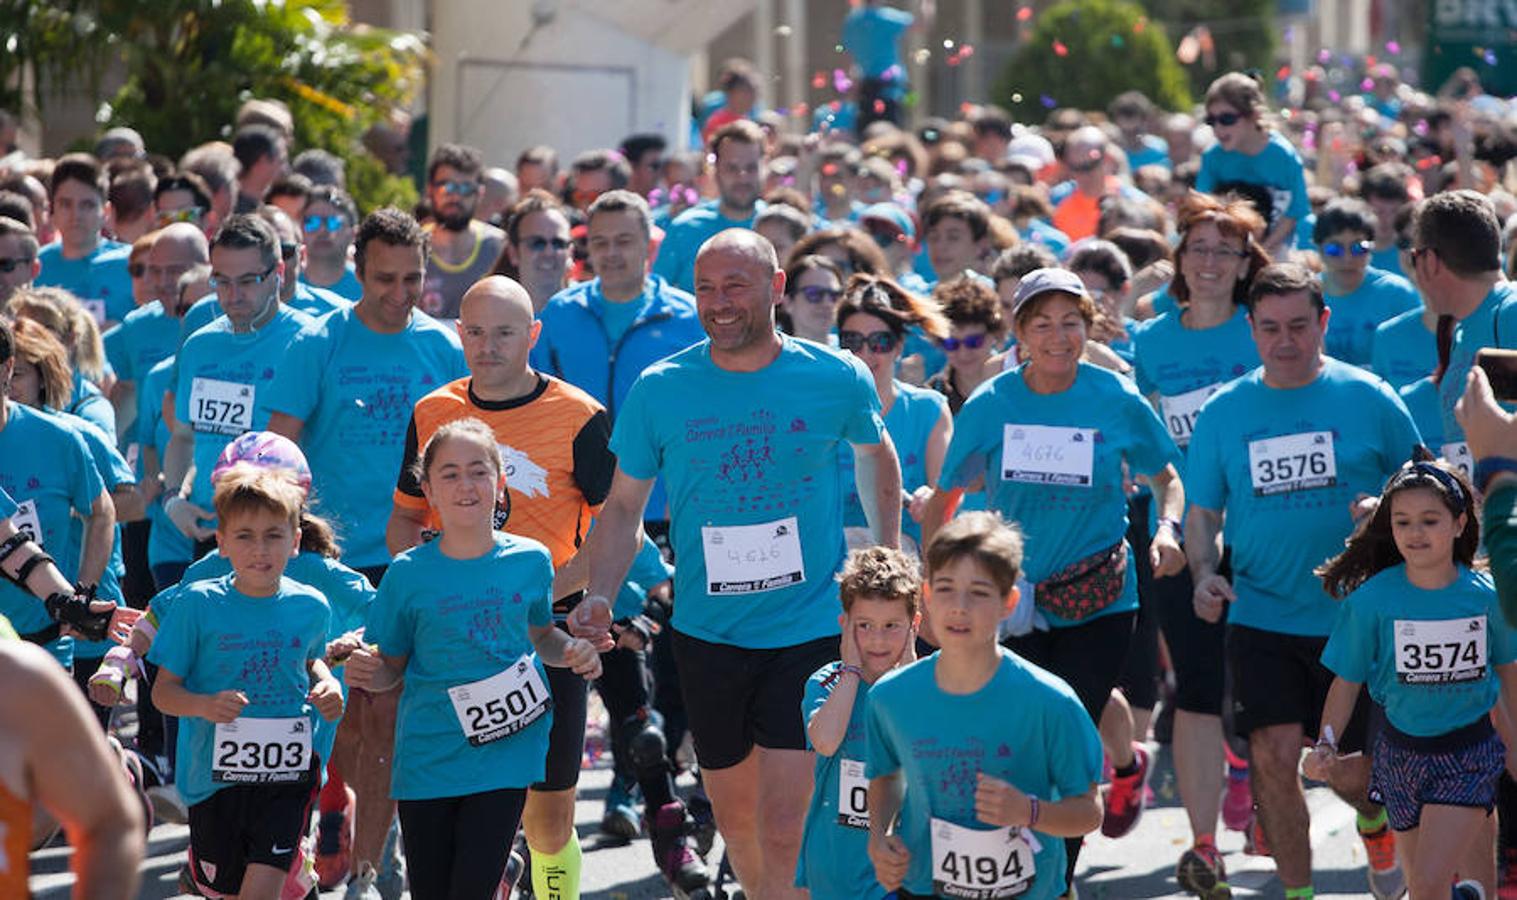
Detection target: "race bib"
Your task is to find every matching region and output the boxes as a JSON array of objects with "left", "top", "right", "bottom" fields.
[
  {"left": 1394, "top": 616, "right": 1487, "bottom": 684},
  {"left": 124, "top": 442, "right": 141, "bottom": 471},
  {"left": 189, "top": 377, "right": 254, "bottom": 436},
  {"left": 1159, "top": 384, "right": 1219, "bottom": 447},
  {"left": 11, "top": 499, "right": 41, "bottom": 547},
  {"left": 701, "top": 517, "right": 805, "bottom": 594},
  {"left": 211, "top": 717, "right": 312, "bottom": 783},
  {"left": 447, "top": 655, "right": 552, "bottom": 746},
  {"left": 1442, "top": 442, "right": 1473, "bottom": 480},
  {"left": 1248, "top": 431, "right": 1337, "bottom": 496},
  {"left": 1000, "top": 425, "right": 1095, "bottom": 487},
  {"left": 931, "top": 817, "right": 1039, "bottom": 899},
  {"left": 837, "top": 758, "right": 869, "bottom": 828}
]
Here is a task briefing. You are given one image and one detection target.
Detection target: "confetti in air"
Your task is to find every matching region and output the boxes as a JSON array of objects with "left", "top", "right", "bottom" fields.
[
  {"left": 1052, "top": 40, "right": 1068, "bottom": 56},
  {"left": 1017, "top": 6, "right": 1033, "bottom": 21},
  {"left": 1385, "top": 40, "right": 1401, "bottom": 55}
]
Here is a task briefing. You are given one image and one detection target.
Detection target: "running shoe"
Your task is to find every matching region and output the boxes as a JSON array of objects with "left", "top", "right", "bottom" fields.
[
  {"left": 375, "top": 818, "right": 406, "bottom": 900},
  {"left": 1242, "top": 814, "right": 1270, "bottom": 857},
  {"left": 1175, "top": 842, "right": 1231, "bottom": 899},
  {"left": 1221, "top": 765, "right": 1253, "bottom": 833},
  {"left": 1100, "top": 743, "right": 1152, "bottom": 838},
  {"left": 600, "top": 773, "right": 641, "bottom": 840},
  {"left": 343, "top": 862, "right": 382, "bottom": 900},
  {"left": 1454, "top": 880, "right": 1486, "bottom": 900},
  {"left": 648, "top": 800, "right": 711, "bottom": 892},
  {"left": 315, "top": 784, "right": 356, "bottom": 889},
  {"left": 1360, "top": 824, "right": 1406, "bottom": 900}
]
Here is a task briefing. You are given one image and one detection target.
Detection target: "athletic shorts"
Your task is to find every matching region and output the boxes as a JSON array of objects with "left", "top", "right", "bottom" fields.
[
  {"left": 534, "top": 653, "right": 589, "bottom": 792},
  {"left": 1227, "top": 624, "right": 1373, "bottom": 750},
  {"left": 1369, "top": 717, "right": 1505, "bottom": 832},
  {"left": 1149, "top": 563, "right": 1227, "bottom": 715},
  {"left": 1004, "top": 611, "right": 1136, "bottom": 722},
  {"left": 186, "top": 768, "right": 318, "bottom": 895},
  {"left": 672, "top": 630, "right": 838, "bottom": 770}
]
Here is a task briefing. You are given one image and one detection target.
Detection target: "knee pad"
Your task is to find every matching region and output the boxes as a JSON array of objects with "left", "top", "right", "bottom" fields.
[{"left": 625, "top": 710, "right": 668, "bottom": 776}]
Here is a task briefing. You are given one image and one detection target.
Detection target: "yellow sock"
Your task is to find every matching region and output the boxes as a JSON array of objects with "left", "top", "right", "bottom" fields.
[{"left": 530, "top": 831, "right": 581, "bottom": 900}]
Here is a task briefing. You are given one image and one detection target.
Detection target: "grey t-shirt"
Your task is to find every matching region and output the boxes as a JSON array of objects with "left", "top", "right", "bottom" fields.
[{"left": 421, "top": 220, "right": 507, "bottom": 319}]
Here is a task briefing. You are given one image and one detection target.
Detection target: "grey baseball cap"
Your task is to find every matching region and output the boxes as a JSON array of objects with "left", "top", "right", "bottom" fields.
[{"left": 1009, "top": 267, "right": 1089, "bottom": 318}]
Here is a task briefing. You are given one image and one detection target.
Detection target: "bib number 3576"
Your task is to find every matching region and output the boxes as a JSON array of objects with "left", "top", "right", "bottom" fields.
[
  {"left": 931, "top": 817, "right": 1039, "bottom": 899},
  {"left": 448, "top": 655, "right": 552, "bottom": 746},
  {"left": 212, "top": 717, "right": 312, "bottom": 783},
  {"left": 1248, "top": 431, "right": 1337, "bottom": 496}
]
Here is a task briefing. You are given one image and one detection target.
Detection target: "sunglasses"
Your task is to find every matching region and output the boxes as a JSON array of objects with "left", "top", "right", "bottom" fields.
[
  {"left": 0, "top": 256, "right": 34, "bottom": 274},
  {"left": 797, "top": 285, "right": 842, "bottom": 304},
  {"left": 524, "top": 236, "right": 571, "bottom": 253},
  {"left": 208, "top": 265, "right": 276, "bottom": 291},
  {"left": 1321, "top": 240, "right": 1371, "bottom": 258},
  {"left": 157, "top": 208, "right": 204, "bottom": 225},
  {"left": 434, "top": 179, "right": 480, "bottom": 196},
  {"left": 304, "top": 214, "right": 348, "bottom": 233},
  {"left": 1204, "top": 112, "right": 1243, "bottom": 127},
  {"left": 941, "top": 333, "right": 988, "bottom": 351},
  {"left": 839, "top": 330, "right": 899, "bottom": 353}
]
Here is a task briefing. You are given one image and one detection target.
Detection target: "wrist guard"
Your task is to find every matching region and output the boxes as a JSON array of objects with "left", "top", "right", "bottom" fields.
[{"left": 45, "top": 584, "right": 114, "bottom": 642}]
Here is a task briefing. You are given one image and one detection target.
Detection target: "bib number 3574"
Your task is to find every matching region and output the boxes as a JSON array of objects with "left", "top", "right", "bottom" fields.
[
  {"left": 1395, "top": 616, "right": 1487, "bottom": 684},
  {"left": 212, "top": 717, "right": 312, "bottom": 784},
  {"left": 448, "top": 655, "right": 552, "bottom": 746},
  {"left": 931, "top": 817, "right": 1039, "bottom": 899}
]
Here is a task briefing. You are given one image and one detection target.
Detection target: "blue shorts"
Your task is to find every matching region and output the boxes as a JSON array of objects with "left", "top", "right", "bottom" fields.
[{"left": 1368, "top": 717, "right": 1505, "bottom": 832}]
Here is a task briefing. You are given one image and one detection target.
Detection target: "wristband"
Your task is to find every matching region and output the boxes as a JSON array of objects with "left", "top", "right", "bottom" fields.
[
  {"left": 839, "top": 664, "right": 864, "bottom": 680},
  {"left": 1156, "top": 516, "right": 1182, "bottom": 537},
  {"left": 1027, "top": 795, "right": 1040, "bottom": 829},
  {"left": 1474, "top": 456, "right": 1517, "bottom": 494}
]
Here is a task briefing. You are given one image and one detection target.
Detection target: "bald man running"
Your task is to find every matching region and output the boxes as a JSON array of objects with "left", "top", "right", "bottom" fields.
[{"left": 582, "top": 228, "right": 902, "bottom": 899}]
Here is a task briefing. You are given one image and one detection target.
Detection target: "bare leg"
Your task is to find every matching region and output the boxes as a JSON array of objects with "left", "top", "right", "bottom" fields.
[
  {"left": 703, "top": 752, "right": 763, "bottom": 895},
  {"left": 1173, "top": 710, "right": 1225, "bottom": 838},
  {"left": 1100, "top": 689, "right": 1137, "bottom": 770},
  {"left": 1249, "top": 723, "right": 1312, "bottom": 888},
  {"left": 753, "top": 747, "right": 814, "bottom": 900},
  {"left": 352, "top": 688, "right": 399, "bottom": 868}
]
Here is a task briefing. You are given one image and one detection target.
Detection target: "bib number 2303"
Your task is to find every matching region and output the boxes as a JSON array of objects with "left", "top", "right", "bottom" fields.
[
  {"left": 212, "top": 717, "right": 312, "bottom": 784},
  {"left": 448, "top": 655, "right": 552, "bottom": 746},
  {"left": 931, "top": 817, "right": 1039, "bottom": 899}
]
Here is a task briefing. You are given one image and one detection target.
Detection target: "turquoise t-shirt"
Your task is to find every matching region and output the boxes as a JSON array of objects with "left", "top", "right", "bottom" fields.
[
  {"left": 1399, "top": 377, "right": 1445, "bottom": 454},
  {"left": 1371, "top": 307, "right": 1436, "bottom": 390},
  {"left": 1322, "top": 267, "right": 1420, "bottom": 367},
  {"left": 67, "top": 371, "right": 115, "bottom": 438},
  {"left": 795, "top": 661, "right": 887, "bottom": 900},
  {"left": 103, "top": 301, "right": 182, "bottom": 388},
  {"left": 364, "top": 533, "right": 555, "bottom": 800},
  {"left": 1439, "top": 282, "right": 1517, "bottom": 446},
  {"left": 938, "top": 363, "right": 1181, "bottom": 626},
  {"left": 173, "top": 306, "right": 314, "bottom": 512},
  {"left": 0, "top": 485, "right": 14, "bottom": 519},
  {"left": 35, "top": 239, "right": 135, "bottom": 324},
  {"left": 264, "top": 306, "right": 467, "bottom": 568},
  {"left": 611, "top": 336, "right": 885, "bottom": 648},
  {"left": 1370, "top": 244, "right": 1406, "bottom": 279},
  {"left": 301, "top": 264, "right": 362, "bottom": 303},
  {"left": 141, "top": 357, "right": 194, "bottom": 569},
  {"left": 54, "top": 409, "right": 132, "bottom": 661},
  {"left": 651, "top": 201, "right": 762, "bottom": 293},
  {"left": 1195, "top": 131, "right": 1311, "bottom": 230},
  {"left": 287, "top": 282, "right": 348, "bottom": 319},
  {"left": 1322, "top": 565, "right": 1515, "bottom": 737},
  {"left": 179, "top": 294, "right": 222, "bottom": 338},
  {"left": 865, "top": 650, "right": 1103, "bottom": 900},
  {"left": 1185, "top": 359, "right": 1422, "bottom": 636},
  {"left": 839, "top": 381, "right": 947, "bottom": 548},
  {"left": 148, "top": 574, "right": 330, "bottom": 806},
  {"left": 590, "top": 290, "right": 652, "bottom": 347},
  {"left": 1129, "top": 306, "right": 1258, "bottom": 455}
]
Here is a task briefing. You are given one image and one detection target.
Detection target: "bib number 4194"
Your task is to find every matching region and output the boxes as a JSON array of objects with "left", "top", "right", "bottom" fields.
[{"left": 930, "top": 817, "right": 1039, "bottom": 900}]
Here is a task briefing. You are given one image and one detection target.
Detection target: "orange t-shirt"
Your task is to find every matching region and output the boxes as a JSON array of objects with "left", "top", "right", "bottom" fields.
[
  {"left": 394, "top": 375, "right": 613, "bottom": 569},
  {"left": 0, "top": 776, "right": 29, "bottom": 897}
]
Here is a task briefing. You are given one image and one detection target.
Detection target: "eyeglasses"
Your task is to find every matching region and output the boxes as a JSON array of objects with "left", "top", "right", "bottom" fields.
[
  {"left": 128, "top": 263, "right": 147, "bottom": 278},
  {"left": 1410, "top": 246, "right": 1436, "bottom": 266},
  {"left": 839, "top": 330, "right": 899, "bottom": 353},
  {"left": 208, "top": 265, "right": 277, "bottom": 292},
  {"left": 941, "top": 333, "right": 988, "bottom": 352},
  {"left": 0, "top": 256, "right": 33, "bottom": 274},
  {"left": 1321, "top": 240, "right": 1371, "bottom": 258},
  {"left": 797, "top": 285, "right": 842, "bottom": 304},
  {"left": 1183, "top": 244, "right": 1246, "bottom": 261},
  {"left": 157, "top": 208, "right": 204, "bottom": 225},
  {"left": 434, "top": 179, "right": 480, "bottom": 196},
  {"left": 523, "top": 236, "right": 570, "bottom": 253},
  {"left": 304, "top": 214, "right": 348, "bottom": 233},
  {"left": 1204, "top": 112, "right": 1243, "bottom": 127}
]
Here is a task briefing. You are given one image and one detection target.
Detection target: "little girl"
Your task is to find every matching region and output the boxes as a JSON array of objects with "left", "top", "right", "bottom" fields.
[{"left": 1307, "top": 460, "right": 1517, "bottom": 899}]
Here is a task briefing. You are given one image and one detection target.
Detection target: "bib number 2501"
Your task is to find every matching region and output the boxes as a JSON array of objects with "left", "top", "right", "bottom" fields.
[{"left": 448, "top": 655, "right": 552, "bottom": 746}]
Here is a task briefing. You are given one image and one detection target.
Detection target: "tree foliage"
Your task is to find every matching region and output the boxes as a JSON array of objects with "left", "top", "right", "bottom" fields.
[
  {"left": 1140, "top": 0, "right": 1277, "bottom": 100},
  {"left": 1, "top": 0, "right": 425, "bottom": 214},
  {"left": 995, "top": 0, "right": 1192, "bottom": 121}
]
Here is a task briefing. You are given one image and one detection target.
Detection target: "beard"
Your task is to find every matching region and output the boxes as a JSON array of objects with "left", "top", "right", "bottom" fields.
[{"left": 436, "top": 205, "right": 474, "bottom": 231}]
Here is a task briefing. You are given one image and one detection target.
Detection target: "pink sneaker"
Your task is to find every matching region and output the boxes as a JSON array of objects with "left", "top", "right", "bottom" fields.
[
  {"left": 1101, "top": 744, "right": 1152, "bottom": 838},
  {"left": 1222, "top": 765, "right": 1252, "bottom": 833}
]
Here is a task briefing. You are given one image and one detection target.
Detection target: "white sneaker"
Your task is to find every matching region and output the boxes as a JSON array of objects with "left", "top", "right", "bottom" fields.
[{"left": 344, "top": 861, "right": 382, "bottom": 900}]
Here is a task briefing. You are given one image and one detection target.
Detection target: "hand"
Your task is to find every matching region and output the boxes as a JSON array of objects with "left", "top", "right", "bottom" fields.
[
  {"left": 1457, "top": 367, "right": 1517, "bottom": 465},
  {"left": 166, "top": 495, "right": 215, "bottom": 541},
  {"left": 1349, "top": 492, "right": 1379, "bottom": 523},
  {"left": 1302, "top": 744, "right": 1337, "bottom": 781},
  {"left": 898, "top": 623, "right": 918, "bottom": 668},
  {"left": 87, "top": 655, "right": 132, "bottom": 707},
  {"left": 868, "top": 833, "right": 912, "bottom": 891},
  {"left": 562, "top": 637, "right": 603, "bottom": 680},
  {"left": 1193, "top": 573, "right": 1235, "bottom": 624},
  {"left": 308, "top": 678, "right": 345, "bottom": 721},
  {"left": 838, "top": 615, "right": 863, "bottom": 668},
  {"left": 56, "top": 595, "right": 122, "bottom": 642},
  {"left": 202, "top": 689, "right": 249, "bottom": 724},
  {"left": 325, "top": 630, "right": 365, "bottom": 665},
  {"left": 568, "top": 595, "right": 615, "bottom": 652},
  {"left": 974, "top": 772, "right": 1032, "bottom": 827},
  {"left": 344, "top": 646, "right": 384, "bottom": 692},
  {"left": 907, "top": 485, "right": 933, "bottom": 525},
  {"left": 1150, "top": 529, "right": 1185, "bottom": 578},
  {"left": 106, "top": 606, "right": 143, "bottom": 645}
]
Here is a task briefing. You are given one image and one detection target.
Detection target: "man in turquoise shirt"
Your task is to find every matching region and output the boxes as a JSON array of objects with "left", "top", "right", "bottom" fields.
[
  {"left": 34, "top": 153, "right": 134, "bottom": 326},
  {"left": 652, "top": 120, "right": 765, "bottom": 293}
]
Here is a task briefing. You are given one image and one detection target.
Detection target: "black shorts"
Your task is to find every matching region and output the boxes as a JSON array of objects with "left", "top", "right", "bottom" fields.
[
  {"left": 534, "top": 652, "right": 588, "bottom": 792},
  {"left": 1150, "top": 564, "right": 1227, "bottom": 715},
  {"left": 1227, "top": 624, "right": 1373, "bottom": 751},
  {"left": 1004, "top": 611, "right": 1137, "bottom": 722},
  {"left": 672, "top": 630, "right": 838, "bottom": 770},
  {"left": 186, "top": 771, "right": 318, "bottom": 895}
]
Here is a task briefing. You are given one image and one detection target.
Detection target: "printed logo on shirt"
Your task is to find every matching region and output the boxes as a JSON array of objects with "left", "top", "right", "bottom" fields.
[{"left": 498, "top": 443, "right": 550, "bottom": 498}]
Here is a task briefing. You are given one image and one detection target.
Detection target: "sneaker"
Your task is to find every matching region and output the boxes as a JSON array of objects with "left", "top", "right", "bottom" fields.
[
  {"left": 343, "top": 862, "right": 382, "bottom": 900},
  {"left": 600, "top": 773, "right": 640, "bottom": 840},
  {"left": 1221, "top": 766, "right": 1252, "bottom": 833},
  {"left": 1454, "top": 881, "right": 1486, "bottom": 900},
  {"left": 1100, "top": 743, "right": 1152, "bottom": 838},
  {"left": 1360, "top": 824, "right": 1406, "bottom": 900},
  {"left": 315, "top": 785, "right": 356, "bottom": 889},
  {"left": 146, "top": 782, "right": 188, "bottom": 825},
  {"left": 1242, "top": 814, "right": 1270, "bottom": 858},
  {"left": 375, "top": 818, "right": 406, "bottom": 900},
  {"left": 1175, "top": 843, "right": 1231, "bottom": 899},
  {"left": 648, "top": 801, "right": 711, "bottom": 892}
]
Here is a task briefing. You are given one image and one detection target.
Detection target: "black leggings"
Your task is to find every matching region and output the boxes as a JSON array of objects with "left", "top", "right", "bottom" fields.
[{"left": 397, "top": 787, "right": 528, "bottom": 900}]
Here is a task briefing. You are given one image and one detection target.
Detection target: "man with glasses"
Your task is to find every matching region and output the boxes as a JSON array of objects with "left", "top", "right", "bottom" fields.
[
  {"left": 0, "top": 215, "right": 40, "bottom": 306},
  {"left": 420, "top": 143, "right": 506, "bottom": 320},
  {"left": 653, "top": 120, "right": 767, "bottom": 293},
  {"left": 153, "top": 173, "right": 215, "bottom": 237},
  {"left": 34, "top": 153, "right": 135, "bottom": 327},
  {"left": 300, "top": 185, "right": 362, "bottom": 302},
  {"left": 501, "top": 190, "right": 573, "bottom": 315},
  {"left": 1314, "top": 197, "right": 1418, "bottom": 368}
]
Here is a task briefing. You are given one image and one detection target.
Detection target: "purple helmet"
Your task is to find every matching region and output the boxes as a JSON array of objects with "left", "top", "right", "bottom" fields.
[{"left": 212, "top": 431, "right": 312, "bottom": 494}]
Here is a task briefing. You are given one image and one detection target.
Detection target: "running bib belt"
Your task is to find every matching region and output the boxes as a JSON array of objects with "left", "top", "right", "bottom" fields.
[
  {"left": 1248, "top": 431, "right": 1336, "bottom": 496},
  {"left": 700, "top": 517, "right": 805, "bottom": 594},
  {"left": 1159, "top": 384, "right": 1219, "bottom": 448},
  {"left": 1394, "top": 616, "right": 1487, "bottom": 684},
  {"left": 837, "top": 758, "right": 869, "bottom": 829},
  {"left": 189, "top": 377, "right": 254, "bottom": 436},
  {"left": 931, "top": 817, "right": 1039, "bottom": 899},
  {"left": 212, "top": 717, "right": 312, "bottom": 783},
  {"left": 1000, "top": 425, "right": 1095, "bottom": 487},
  {"left": 1441, "top": 442, "right": 1473, "bottom": 480},
  {"left": 447, "top": 655, "right": 552, "bottom": 746},
  {"left": 11, "top": 500, "right": 41, "bottom": 547}
]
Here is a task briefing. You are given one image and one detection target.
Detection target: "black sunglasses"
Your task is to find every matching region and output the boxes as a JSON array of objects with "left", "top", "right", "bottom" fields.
[
  {"left": 0, "top": 256, "right": 34, "bottom": 274},
  {"left": 839, "top": 330, "right": 899, "bottom": 353},
  {"left": 1205, "top": 112, "right": 1243, "bottom": 127},
  {"left": 941, "top": 333, "right": 987, "bottom": 352}
]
